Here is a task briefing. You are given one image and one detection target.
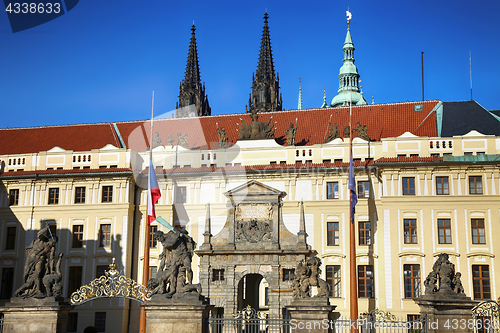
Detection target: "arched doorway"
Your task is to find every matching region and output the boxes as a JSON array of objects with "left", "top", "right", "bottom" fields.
[{"left": 237, "top": 274, "right": 268, "bottom": 311}]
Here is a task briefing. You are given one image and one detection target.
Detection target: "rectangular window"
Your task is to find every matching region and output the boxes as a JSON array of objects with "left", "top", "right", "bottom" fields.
[
  {"left": 357, "top": 181, "right": 370, "bottom": 198},
  {"left": 67, "top": 312, "right": 78, "bottom": 332},
  {"left": 48, "top": 188, "right": 59, "bottom": 204},
  {"left": 68, "top": 266, "right": 83, "bottom": 297},
  {"left": 212, "top": 269, "right": 225, "bottom": 281},
  {"left": 96, "top": 265, "right": 107, "bottom": 278},
  {"left": 283, "top": 269, "right": 295, "bottom": 282},
  {"left": 72, "top": 225, "right": 84, "bottom": 248},
  {"left": 101, "top": 186, "right": 113, "bottom": 203},
  {"left": 402, "top": 177, "right": 415, "bottom": 195},
  {"left": 437, "top": 219, "right": 452, "bottom": 244},
  {"left": 149, "top": 266, "right": 158, "bottom": 279},
  {"left": 407, "top": 315, "right": 422, "bottom": 332},
  {"left": 150, "top": 225, "right": 158, "bottom": 248},
  {"left": 1, "top": 267, "right": 14, "bottom": 299},
  {"left": 404, "top": 264, "right": 421, "bottom": 299},
  {"left": 403, "top": 219, "right": 417, "bottom": 244},
  {"left": 436, "top": 176, "right": 449, "bottom": 195},
  {"left": 326, "top": 182, "right": 339, "bottom": 199},
  {"left": 471, "top": 219, "right": 486, "bottom": 244},
  {"left": 469, "top": 176, "right": 483, "bottom": 194},
  {"left": 99, "top": 224, "right": 111, "bottom": 247},
  {"left": 358, "top": 221, "right": 371, "bottom": 245},
  {"left": 327, "top": 222, "right": 339, "bottom": 246},
  {"left": 175, "top": 186, "right": 187, "bottom": 203},
  {"left": 5, "top": 226, "right": 16, "bottom": 250},
  {"left": 74, "top": 187, "right": 86, "bottom": 204},
  {"left": 326, "top": 265, "right": 341, "bottom": 298},
  {"left": 358, "top": 265, "right": 374, "bottom": 298},
  {"left": 8, "top": 189, "right": 19, "bottom": 206},
  {"left": 472, "top": 265, "right": 491, "bottom": 300},
  {"left": 95, "top": 312, "right": 106, "bottom": 332}
]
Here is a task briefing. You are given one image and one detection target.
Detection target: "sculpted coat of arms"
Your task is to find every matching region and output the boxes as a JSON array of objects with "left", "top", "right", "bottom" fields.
[{"left": 235, "top": 204, "right": 273, "bottom": 243}]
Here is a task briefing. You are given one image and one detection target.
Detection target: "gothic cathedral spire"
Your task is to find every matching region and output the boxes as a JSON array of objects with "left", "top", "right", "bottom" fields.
[
  {"left": 248, "top": 13, "right": 282, "bottom": 113},
  {"left": 176, "top": 24, "right": 211, "bottom": 118}
]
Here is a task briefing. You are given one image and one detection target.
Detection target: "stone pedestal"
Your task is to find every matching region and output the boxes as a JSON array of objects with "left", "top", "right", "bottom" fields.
[
  {"left": 0, "top": 297, "right": 74, "bottom": 333},
  {"left": 142, "top": 294, "right": 213, "bottom": 333},
  {"left": 414, "top": 290, "right": 478, "bottom": 333},
  {"left": 286, "top": 298, "right": 336, "bottom": 333}
]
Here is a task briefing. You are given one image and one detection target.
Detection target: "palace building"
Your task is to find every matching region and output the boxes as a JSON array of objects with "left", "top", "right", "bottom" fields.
[{"left": 0, "top": 13, "right": 499, "bottom": 333}]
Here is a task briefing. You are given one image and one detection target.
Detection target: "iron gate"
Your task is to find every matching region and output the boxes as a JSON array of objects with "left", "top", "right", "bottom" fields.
[{"left": 472, "top": 300, "right": 500, "bottom": 333}]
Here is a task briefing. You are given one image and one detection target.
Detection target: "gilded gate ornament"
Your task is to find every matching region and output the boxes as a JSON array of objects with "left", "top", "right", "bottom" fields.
[
  {"left": 360, "top": 308, "right": 397, "bottom": 321},
  {"left": 232, "top": 305, "right": 267, "bottom": 321},
  {"left": 70, "top": 258, "right": 151, "bottom": 305}
]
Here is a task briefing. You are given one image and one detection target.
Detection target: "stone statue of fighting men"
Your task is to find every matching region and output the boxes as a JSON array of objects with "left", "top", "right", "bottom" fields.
[
  {"left": 15, "top": 225, "right": 63, "bottom": 298},
  {"left": 147, "top": 228, "right": 201, "bottom": 298}
]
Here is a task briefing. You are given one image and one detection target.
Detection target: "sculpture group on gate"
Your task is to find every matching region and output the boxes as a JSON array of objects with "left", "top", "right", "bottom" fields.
[
  {"left": 424, "top": 253, "right": 465, "bottom": 295},
  {"left": 15, "top": 225, "right": 64, "bottom": 298},
  {"left": 147, "top": 228, "right": 202, "bottom": 298},
  {"left": 292, "top": 256, "right": 331, "bottom": 298}
]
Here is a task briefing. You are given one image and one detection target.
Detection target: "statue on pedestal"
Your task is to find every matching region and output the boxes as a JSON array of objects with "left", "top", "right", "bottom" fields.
[
  {"left": 285, "top": 122, "right": 297, "bottom": 146},
  {"left": 354, "top": 122, "right": 370, "bottom": 141},
  {"left": 217, "top": 124, "right": 229, "bottom": 148},
  {"left": 14, "top": 226, "right": 63, "bottom": 298},
  {"left": 423, "top": 253, "right": 464, "bottom": 295},
  {"left": 152, "top": 132, "right": 162, "bottom": 149},
  {"left": 292, "top": 256, "right": 331, "bottom": 298},
  {"left": 323, "top": 122, "right": 340, "bottom": 143},
  {"left": 147, "top": 229, "right": 201, "bottom": 298}
]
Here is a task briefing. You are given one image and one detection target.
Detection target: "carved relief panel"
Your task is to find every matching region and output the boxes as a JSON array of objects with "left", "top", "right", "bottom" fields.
[{"left": 235, "top": 203, "right": 273, "bottom": 243}]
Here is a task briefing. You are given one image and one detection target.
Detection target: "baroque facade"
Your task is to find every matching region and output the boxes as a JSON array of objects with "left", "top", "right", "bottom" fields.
[
  {"left": 1, "top": 13, "right": 500, "bottom": 333},
  {"left": 1, "top": 101, "right": 499, "bottom": 332}
]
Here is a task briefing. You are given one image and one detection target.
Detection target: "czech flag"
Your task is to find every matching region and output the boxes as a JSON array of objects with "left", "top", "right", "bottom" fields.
[
  {"left": 348, "top": 150, "right": 357, "bottom": 222},
  {"left": 147, "top": 158, "right": 161, "bottom": 224}
]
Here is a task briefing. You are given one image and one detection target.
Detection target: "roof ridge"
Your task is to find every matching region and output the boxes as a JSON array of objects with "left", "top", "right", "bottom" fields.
[{"left": 0, "top": 121, "right": 117, "bottom": 131}]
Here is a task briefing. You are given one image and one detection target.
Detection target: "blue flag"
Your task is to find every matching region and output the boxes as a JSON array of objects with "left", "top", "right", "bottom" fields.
[{"left": 348, "top": 151, "right": 357, "bottom": 221}]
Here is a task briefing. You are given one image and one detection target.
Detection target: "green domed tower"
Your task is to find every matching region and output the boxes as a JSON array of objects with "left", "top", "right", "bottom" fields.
[{"left": 330, "top": 20, "right": 367, "bottom": 107}]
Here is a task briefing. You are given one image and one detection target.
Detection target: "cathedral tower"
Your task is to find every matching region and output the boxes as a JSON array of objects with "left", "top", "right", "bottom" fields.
[
  {"left": 247, "top": 13, "right": 282, "bottom": 113},
  {"left": 176, "top": 24, "right": 211, "bottom": 118}
]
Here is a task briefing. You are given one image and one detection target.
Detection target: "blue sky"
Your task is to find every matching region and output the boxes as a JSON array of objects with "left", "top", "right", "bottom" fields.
[{"left": 1, "top": 0, "right": 499, "bottom": 128}]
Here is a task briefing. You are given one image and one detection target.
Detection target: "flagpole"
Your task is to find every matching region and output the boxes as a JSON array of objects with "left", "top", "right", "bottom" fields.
[
  {"left": 346, "top": 15, "right": 358, "bottom": 328},
  {"left": 139, "top": 91, "right": 155, "bottom": 333},
  {"left": 349, "top": 92, "right": 358, "bottom": 331}
]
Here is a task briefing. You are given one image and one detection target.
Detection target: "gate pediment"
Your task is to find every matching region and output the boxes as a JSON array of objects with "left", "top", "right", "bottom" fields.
[
  {"left": 225, "top": 180, "right": 286, "bottom": 203},
  {"left": 207, "top": 180, "right": 302, "bottom": 250}
]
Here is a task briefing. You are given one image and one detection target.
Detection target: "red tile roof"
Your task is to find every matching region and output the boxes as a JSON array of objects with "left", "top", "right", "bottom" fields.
[
  {"left": 0, "top": 100, "right": 439, "bottom": 155},
  {"left": 0, "top": 123, "right": 122, "bottom": 155},
  {"left": 117, "top": 101, "right": 439, "bottom": 151}
]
